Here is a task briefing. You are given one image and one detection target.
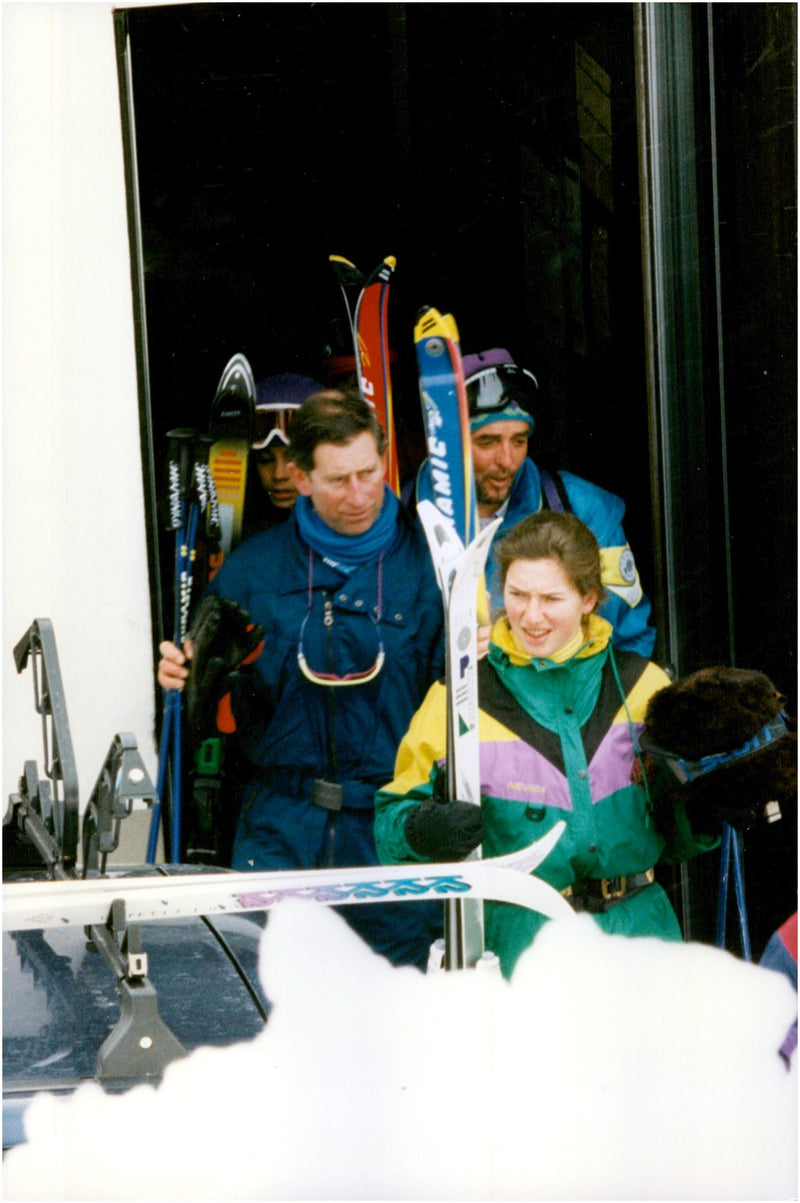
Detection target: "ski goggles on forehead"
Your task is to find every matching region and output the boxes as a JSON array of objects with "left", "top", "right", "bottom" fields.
[
  {"left": 252, "top": 407, "right": 296, "bottom": 450},
  {"left": 465, "top": 364, "right": 539, "bottom": 417}
]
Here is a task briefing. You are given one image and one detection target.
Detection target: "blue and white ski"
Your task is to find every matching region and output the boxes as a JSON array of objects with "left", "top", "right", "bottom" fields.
[{"left": 414, "top": 308, "right": 500, "bottom": 969}]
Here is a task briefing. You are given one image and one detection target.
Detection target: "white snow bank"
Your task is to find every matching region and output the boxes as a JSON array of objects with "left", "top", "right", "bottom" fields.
[{"left": 4, "top": 905, "right": 797, "bottom": 1200}]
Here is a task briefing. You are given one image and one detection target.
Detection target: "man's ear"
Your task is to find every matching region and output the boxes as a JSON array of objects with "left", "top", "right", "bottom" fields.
[{"left": 287, "top": 461, "right": 312, "bottom": 497}]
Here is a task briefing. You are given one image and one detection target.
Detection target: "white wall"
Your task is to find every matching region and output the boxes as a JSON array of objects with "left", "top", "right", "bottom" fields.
[{"left": 3, "top": 4, "right": 158, "bottom": 830}]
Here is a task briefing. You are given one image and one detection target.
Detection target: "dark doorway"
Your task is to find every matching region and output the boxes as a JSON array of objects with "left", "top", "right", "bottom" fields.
[{"left": 119, "top": 1, "right": 654, "bottom": 606}]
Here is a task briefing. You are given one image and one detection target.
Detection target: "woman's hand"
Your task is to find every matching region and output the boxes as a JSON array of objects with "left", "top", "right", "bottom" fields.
[{"left": 476, "top": 624, "right": 491, "bottom": 661}]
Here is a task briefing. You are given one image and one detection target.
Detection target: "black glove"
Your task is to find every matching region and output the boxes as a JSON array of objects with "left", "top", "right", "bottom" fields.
[
  {"left": 184, "top": 595, "right": 264, "bottom": 742},
  {"left": 405, "top": 774, "right": 483, "bottom": 862}
]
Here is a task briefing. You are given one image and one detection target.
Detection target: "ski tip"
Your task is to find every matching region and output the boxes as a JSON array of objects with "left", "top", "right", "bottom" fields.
[
  {"left": 414, "top": 307, "right": 461, "bottom": 346},
  {"left": 329, "top": 254, "right": 364, "bottom": 286},
  {"left": 414, "top": 307, "right": 442, "bottom": 342},
  {"left": 363, "top": 256, "right": 396, "bottom": 287},
  {"left": 442, "top": 312, "right": 460, "bottom": 344},
  {"left": 213, "top": 353, "right": 256, "bottom": 404}
]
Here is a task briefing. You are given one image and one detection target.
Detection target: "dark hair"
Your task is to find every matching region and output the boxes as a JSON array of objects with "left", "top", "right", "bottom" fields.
[
  {"left": 495, "top": 510, "right": 605, "bottom": 607},
  {"left": 288, "top": 388, "right": 386, "bottom": 473}
]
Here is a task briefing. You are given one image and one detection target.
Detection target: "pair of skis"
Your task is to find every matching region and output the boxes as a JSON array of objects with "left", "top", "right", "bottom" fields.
[
  {"left": 414, "top": 307, "right": 502, "bottom": 969},
  {"left": 329, "top": 254, "right": 400, "bottom": 495},
  {"left": 329, "top": 273, "right": 502, "bottom": 964}
]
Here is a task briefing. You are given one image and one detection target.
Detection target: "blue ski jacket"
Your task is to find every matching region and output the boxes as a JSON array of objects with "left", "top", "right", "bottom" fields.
[
  {"left": 207, "top": 506, "right": 445, "bottom": 804},
  {"left": 415, "top": 457, "right": 656, "bottom": 656},
  {"left": 203, "top": 506, "right": 446, "bottom": 968}
]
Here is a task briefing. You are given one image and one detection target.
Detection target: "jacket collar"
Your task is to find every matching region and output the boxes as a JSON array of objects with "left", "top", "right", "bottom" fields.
[
  {"left": 416, "top": 456, "right": 542, "bottom": 529},
  {"left": 489, "top": 611, "right": 612, "bottom": 668},
  {"left": 277, "top": 508, "right": 412, "bottom": 597}
]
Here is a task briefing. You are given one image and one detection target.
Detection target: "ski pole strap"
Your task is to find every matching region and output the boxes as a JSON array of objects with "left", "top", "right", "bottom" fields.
[
  {"left": 539, "top": 467, "right": 572, "bottom": 514},
  {"left": 716, "top": 822, "right": 752, "bottom": 960},
  {"left": 639, "top": 713, "right": 790, "bottom": 784}
]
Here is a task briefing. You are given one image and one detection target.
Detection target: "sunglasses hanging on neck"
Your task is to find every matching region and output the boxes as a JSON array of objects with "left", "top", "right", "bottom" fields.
[{"left": 296, "top": 550, "right": 385, "bottom": 687}]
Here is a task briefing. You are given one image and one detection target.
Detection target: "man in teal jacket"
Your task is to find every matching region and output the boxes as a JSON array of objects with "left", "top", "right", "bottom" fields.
[{"left": 413, "top": 347, "right": 656, "bottom": 656}]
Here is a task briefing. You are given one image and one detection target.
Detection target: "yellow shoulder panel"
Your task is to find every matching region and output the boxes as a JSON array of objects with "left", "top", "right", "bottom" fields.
[{"left": 615, "top": 661, "right": 672, "bottom": 724}]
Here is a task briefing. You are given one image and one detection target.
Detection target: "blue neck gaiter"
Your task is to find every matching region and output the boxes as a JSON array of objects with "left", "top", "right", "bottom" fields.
[{"left": 294, "top": 486, "right": 401, "bottom": 565}]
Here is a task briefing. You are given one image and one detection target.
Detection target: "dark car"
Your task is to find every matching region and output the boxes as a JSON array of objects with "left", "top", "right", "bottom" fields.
[
  {"left": 3, "top": 620, "right": 270, "bottom": 1150},
  {"left": 3, "top": 897, "right": 268, "bottom": 1149}
]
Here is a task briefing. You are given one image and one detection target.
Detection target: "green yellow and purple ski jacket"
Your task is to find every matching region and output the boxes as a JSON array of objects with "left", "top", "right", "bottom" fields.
[{"left": 374, "top": 614, "right": 716, "bottom": 977}]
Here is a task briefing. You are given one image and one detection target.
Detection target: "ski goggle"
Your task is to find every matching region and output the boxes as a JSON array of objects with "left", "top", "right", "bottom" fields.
[
  {"left": 465, "top": 365, "right": 539, "bottom": 417},
  {"left": 252, "top": 407, "right": 297, "bottom": 450},
  {"left": 638, "top": 712, "right": 790, "bottom": 784}
]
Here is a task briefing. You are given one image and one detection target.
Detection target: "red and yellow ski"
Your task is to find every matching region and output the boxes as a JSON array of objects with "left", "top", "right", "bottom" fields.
[{"left": 329, "top": 254, "right": 400, "bottom": 494}]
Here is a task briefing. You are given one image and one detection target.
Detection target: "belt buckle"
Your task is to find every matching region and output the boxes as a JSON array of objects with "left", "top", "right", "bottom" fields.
[
  {"left": 311, "top": 779, "right": 343, "bottom": 811},
  {"left": 601, "top": 876, "right": 627, "bottom": 902}
]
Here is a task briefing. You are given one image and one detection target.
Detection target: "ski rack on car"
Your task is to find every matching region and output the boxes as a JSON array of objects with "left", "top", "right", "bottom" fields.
[
  {"left": 8, "top": 619, "right": 80, "bottom": 875},
  {"left": 3, "top": 618, "right": 186, "bottom": 1082}
]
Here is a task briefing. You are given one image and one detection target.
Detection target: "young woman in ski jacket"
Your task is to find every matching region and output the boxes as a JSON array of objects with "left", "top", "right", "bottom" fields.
[
  {"left": 374, "top": 510, "right": 716, "bottom": 978},
  {"left": 159, "top": 389, "right": 445, "bottom": 970}
]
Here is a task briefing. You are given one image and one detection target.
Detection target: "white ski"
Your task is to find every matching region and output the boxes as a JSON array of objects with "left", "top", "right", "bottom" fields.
[
  {"left": 417, "top": 500, "right": 503, "bottom": 967},
  {"left": 418, "top": 501, "right": 501, "bottom": 806},
  {"left": 3, "top": 823, "right": 572, "bottom": 933}
]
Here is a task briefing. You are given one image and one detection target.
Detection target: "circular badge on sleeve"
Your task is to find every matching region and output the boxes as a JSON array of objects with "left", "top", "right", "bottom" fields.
[{"left": 619, "top": 548, "right": 637, "bottom": 584}]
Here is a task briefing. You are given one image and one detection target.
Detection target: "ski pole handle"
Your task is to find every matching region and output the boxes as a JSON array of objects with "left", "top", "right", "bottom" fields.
[
  {"left": 191, "top": 434, "right": 220, "bottom": 538},
  {"left": 165, "top": 428, "right": 198, "bottom": 531}
]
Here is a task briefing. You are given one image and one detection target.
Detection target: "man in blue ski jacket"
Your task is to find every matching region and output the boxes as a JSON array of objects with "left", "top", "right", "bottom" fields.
[
  {"left": 412, "top": 347, "right": 656, "bottom": 656},
  {"left": 159, "top": 389, "right": 445, "bottom": 970}
]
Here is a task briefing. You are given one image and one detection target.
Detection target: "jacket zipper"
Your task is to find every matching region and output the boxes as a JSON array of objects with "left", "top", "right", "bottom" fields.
[{"left": 324, "top": 592, "right": 338, "bottom": 867}]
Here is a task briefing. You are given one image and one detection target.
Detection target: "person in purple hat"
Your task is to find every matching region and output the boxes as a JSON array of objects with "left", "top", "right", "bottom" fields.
[
  {"left": 412, "top": 348, "right": 656, "bottom": 656},
  {"left": 243, "top": 373, "right": 323, "bottom": 538}
]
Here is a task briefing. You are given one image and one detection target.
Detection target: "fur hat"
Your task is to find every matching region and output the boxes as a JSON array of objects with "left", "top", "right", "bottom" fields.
[{"left": 641, "top": 666, "right": 796, "bottom": 830}]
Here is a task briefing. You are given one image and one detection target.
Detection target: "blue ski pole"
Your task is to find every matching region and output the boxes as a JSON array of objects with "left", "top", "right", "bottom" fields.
[
  {"left": 171, "top": 486, "right": 203, "bottom": 862},
  {"left": 715, "top": 821, "right": 752, "bottom": 961},
  {"left": 147, "top": 429, "right": 196, "bottom": 863}
]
